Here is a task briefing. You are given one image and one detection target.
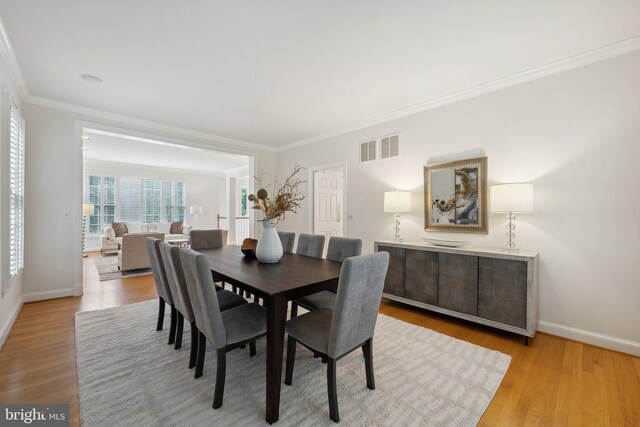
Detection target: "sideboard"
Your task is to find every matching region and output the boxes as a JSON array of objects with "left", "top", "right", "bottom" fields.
[{"left": 374, "top": 240, "right": 539, "bottom": 344}]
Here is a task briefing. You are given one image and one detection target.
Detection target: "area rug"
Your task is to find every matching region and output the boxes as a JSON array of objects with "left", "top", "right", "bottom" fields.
[
  {"left": 93, "top": 255, "right": 152, "bottom": 281},
  {"left": 75, "top": 300, "right": 511, "bottom": 426}
]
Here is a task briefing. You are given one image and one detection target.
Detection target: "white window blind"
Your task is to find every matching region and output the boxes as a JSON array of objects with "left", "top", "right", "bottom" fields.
[
  {"left": 120, "top": 177, "right": 142, "bottom": 222},
  {"left": 9, "top": 104, "right": 25, "bottom": 278},
  {"left": 142, "top": 179, "right": 162, "bottom": 223},
  {"left": 165, "top": 181, "right": 185, "bottom": 222}
]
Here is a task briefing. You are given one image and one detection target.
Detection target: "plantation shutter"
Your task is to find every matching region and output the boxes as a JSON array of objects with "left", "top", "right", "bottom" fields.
[
  {"left": 120, "top": 177, "right": 142, "bottom": 222},
  {"left": 9, "top": 104, "right": 25, "bottom": 278}
]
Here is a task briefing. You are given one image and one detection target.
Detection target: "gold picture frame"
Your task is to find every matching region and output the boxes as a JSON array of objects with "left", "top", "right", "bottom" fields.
[{"left": 424, "top": 156, "right": 488, "bottom": 233}]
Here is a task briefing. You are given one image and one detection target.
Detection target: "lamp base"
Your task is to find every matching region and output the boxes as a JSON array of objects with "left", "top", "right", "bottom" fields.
[
  {"left": 504, "top": 212, "right": 517, "bottom": 252},
  {"left": 393, "top": 213, "right": 402, "bottom": 242}
]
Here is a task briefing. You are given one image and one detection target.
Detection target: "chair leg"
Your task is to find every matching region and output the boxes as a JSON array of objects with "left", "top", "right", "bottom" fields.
[
  {"left": 363, "top": 338, "right": 375, "bottom": 390},
  {"left": 168, "top": 305, "right": 177, "bottom": 345},
  {"left": 327, "top": 358, "right": 339, "bottom": 423},
  {"left": 189, "top": 322, "right": 198, "bottom": 369},
  {"left": 290, "top": 302, "right": 298, "bottom": 319},
  {"left": 195, "top": 331, "right": 206, "bottom": 379},
  {"left": 285, "top": 336, "right": 296, "bottom": 385},
  {"left": 253, "top": 295, "right": 260, "bottom": 304},
  {"left": 156, "top": 297, "right": 165, "bottom": 331},
  {"left": 213, "top": 348, "right": 227, "bottom": 409},
  {"left": 249, "top": 341, "right": 256, "bottom": 357},
  {"left": 175, "top": 313, "right": 184, "bottom": 349}
]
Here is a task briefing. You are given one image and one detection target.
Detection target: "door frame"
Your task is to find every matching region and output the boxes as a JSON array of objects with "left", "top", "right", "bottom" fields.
[{"left": 307, "top": 160, "right": 348, "bottom": 236}]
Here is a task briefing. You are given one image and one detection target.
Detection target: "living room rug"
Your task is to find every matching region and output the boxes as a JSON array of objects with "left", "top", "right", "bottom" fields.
[
  {"left": 75, "top": 300, "right": 511, "bottom": 426},
  {"left": 93, "top": 255, "right": 152, "bottom": 281}
]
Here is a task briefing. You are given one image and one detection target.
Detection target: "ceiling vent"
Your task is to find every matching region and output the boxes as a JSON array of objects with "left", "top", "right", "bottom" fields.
[
  {"left": 360, "top": 139, "right": 377, "bottom": 162},
  {"left": 380, "top": 134, "right": 399, "bottom": 159}
]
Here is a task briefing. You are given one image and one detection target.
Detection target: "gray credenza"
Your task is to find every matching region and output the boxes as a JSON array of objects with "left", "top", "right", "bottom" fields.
[{"left": 375, "top": 240, "right": 539, "bottom": 343}]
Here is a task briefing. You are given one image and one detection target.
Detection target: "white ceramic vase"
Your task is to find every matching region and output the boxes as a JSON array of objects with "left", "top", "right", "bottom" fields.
[
  {"left": 438, "top": 211, "right": 451, "bottom": 224},
  {"left": 255, "top": 220, "right": 283, "bottom": 263}
]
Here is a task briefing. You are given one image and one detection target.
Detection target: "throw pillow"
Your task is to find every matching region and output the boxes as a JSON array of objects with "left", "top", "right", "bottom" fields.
[
  {"left": 170, "top": 220, "right": 183, "bottom": 235},
  {"left": 156, "top": 222, "right": 171, "bottom": 234},
  {"left": 112, "top": 222, "right": 128, "bottom": 237},
  {"left": 140, "top": 224, "right": 149, "bottom": 233},
  {"left": 147, "top": 223, "right": 158, "bottom": 232},
  {"left": 103, "top": 226, "right": 116, "bottom": 240},
  {"left": 126, "top": 222, "right": 142, "bottom": 233}
]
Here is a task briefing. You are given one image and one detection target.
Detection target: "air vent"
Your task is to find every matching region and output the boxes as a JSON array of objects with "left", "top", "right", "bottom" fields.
[
  {"left": 380, "top": 134, "right": 399, "bottom": 159},
  {"left": 360, "top": 139, "right": 377, "bottom": 162}
]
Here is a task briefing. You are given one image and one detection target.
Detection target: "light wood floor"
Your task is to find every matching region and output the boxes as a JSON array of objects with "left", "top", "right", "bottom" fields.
[{"left": 0, "top": 254, "right": 638, "bottom": 426}]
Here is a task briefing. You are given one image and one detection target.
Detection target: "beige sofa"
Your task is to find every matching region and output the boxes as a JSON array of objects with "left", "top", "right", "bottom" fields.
[
  {"left": 102, "top": 221, "right": 192, "bottom": 254},
  {"left": 118, "top": 232, "right": 164, "bottom": 273}
]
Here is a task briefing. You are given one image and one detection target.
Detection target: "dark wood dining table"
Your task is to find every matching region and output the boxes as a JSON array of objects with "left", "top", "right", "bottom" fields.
[{"left": 196, "top": 246, "right": 343, "bottom": 423}]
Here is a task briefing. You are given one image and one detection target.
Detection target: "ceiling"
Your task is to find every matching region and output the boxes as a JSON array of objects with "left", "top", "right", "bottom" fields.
[
  {"left": 82, "top": 129, "right": 249, "bottom": 174},
  {"left": 0, "top": 1, "right": 639, "bottom": 148}
]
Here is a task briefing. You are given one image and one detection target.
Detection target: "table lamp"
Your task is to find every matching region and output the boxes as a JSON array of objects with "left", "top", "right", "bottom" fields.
[
  {"left": 490, "top": 183, "right": 533, "bottom": 251},
  {"left": 190, "top": 205, "right": 203, "bottom": 229},
  {"left": 384, "top": 191, "right": 411, "bottom": 241}
]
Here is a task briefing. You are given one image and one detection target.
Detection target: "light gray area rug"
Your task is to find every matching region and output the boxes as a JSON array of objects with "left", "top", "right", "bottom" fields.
[
  {"left": 75, "top": 300, "right": 511, "bottom": 426},
  {"left": 93, "top": 255, "right": 152, "bottom": 281}
]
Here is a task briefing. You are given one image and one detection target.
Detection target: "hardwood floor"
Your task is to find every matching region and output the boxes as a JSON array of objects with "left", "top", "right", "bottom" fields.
[{"left": 1, "top": 254, "right": 639, "bottom": 426}]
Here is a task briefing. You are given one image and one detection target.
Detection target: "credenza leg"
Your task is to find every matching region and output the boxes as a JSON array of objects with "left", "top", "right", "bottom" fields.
[{"left": 524, "top": 336, "right": 529, "bottom": 346}]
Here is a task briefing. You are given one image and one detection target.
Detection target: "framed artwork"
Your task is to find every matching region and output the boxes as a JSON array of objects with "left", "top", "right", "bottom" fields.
[{"left": 424, "top": 156, "right": 488, "bottom": 233}]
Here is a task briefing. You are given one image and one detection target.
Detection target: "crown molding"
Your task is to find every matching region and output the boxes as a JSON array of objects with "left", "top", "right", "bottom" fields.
[
  {"left": 24, "top": 95, "right": 277, "bottom": 152},
  {"left": 0, "top": 15, "right": 29, "bottom": 99},
  {"left": 276, "top": 35, "right": 640, "bottom": 152},
  {"left": 83, "top": 158, "right": 228, "bottom": 178}
]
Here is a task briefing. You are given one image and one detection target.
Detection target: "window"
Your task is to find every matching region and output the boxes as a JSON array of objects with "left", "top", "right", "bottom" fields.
[
  {"left": 120, "top": 177, "right": 142, "bottom": 222},
  {"left": 9, "top": 104, "right": 25, "bottom": 278},
  {"left": 87, "top": 175, "right": 116, "bottom": 233},
  {"left": 142, "top": 179, "right": 162, "bottom": 223},
  {"left": 240, "top": 188, "right": 248, "bottom": 216},
  {"left": 165, "top": 181, "right": 186, "bottom": 221}
]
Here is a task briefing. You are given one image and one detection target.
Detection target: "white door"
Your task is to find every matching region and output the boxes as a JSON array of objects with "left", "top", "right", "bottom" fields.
[{"left": 313, "top": 169, "right": 344, "bottom": 247}]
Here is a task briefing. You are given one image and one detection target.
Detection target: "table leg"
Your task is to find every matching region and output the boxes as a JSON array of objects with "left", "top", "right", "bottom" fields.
[{"left": 265, "top": 294, "right": 288, "bottom": 423}]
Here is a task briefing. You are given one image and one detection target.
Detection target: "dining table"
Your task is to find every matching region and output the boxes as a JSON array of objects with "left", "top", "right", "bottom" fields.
[{"left": 196, "top": 245, "right": 343, "bottom": 424}]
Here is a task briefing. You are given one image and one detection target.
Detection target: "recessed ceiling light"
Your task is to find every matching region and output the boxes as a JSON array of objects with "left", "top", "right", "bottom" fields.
[{"left": 80, "top": 74, "right": 103, "bottom": 84}]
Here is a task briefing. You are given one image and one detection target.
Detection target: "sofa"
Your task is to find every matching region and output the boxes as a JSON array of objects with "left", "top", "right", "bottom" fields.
[
  {"left": 101, "top": 221, "right": 193, "bottom": 254},
  {"left": 118, "top": 232, "right": 165, "bottom": 273}
]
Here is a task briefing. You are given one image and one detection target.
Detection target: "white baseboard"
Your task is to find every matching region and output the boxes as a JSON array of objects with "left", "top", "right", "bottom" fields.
[
  {"left": 538, "top": 321, "right": 640, "bottom": 357},
  {"left": 73, "top": 284, "right": 83, "bottom": 296},
  {"left": 0, "top": 296, "right": 24, "bottom": 350},
  {"left": 22, "top": 288, "right": 75, "bottom": 303}
]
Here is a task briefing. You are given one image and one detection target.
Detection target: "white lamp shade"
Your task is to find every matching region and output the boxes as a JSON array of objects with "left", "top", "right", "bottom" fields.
[
  {"left": 82, "top": 203, "right": 95, "bottom": 215},
  {"left": 491, "top": 183, "right": 533, "bottom": 213},
  {"left": 384, "top": 191, "right": 412, "bottom": 213},
  {"left": 190, "top": 205, "right": 203, "bottom": 215}
]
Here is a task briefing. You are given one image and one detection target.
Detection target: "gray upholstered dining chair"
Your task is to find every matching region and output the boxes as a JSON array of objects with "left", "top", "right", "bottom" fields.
[
  {"left": 278, "top": 231, "right": 296, "bottom": 253},
  {"left": 145, "top": 237, "right": 177, "bottom": 345},
  {"left": 284, "top": 251, "right": 390, "bottom": 423},
  {"left": 183, "top": 248, "right": 268, "bottom": 408},
  {"left": 189, "top": 229, "right": 228, "bottom": 250},
  {"left": 290, "top": 237, "right": 362, "bottom": 318},
  {"left": 160, "top": 242, "right": 247, "bottom": 368},
  {"left": 295, "top": 233, "right": 325, "bottom": 258}
]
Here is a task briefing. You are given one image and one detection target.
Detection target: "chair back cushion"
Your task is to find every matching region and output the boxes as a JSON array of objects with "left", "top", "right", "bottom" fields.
[
  {"left": 183, "top": 250, "right": 227, "bottom": 348},
  {"left": 145, "top": 237, "right": 173, "bottom": 305},
  {"left": 295, "top": 233, "right": 325, "bottom": 258},
  {"left": 179, "top": 248, "right": 205, "bottom": 334},
  {"left": 326, "top": 237, "right": 362, "bottom": 262},
  {"left": 190, "top": 229, "right": 228, "bottom": 250},
  {"left": 277, "top": 231, "right": 296, "bottom": 253},
  {"left": 112, "top": 222, "right": 128, "bottom": 237},
  {"left": 327, "top": 252, "right": 390, "bottom": 358},
  {"left": 159, "top": 242, "right": 195, "bottom": 322}
]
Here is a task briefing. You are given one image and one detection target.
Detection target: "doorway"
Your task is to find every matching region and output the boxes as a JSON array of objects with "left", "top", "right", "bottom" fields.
[{"left": 309, "top": 162, "right": 347, "bottom": 254}]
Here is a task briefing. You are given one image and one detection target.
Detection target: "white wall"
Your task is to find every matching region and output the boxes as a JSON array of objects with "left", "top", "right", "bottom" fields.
[
  {"left": 21, "top": 102, "right": 276, "bottom": 301},
  {"left": 0, "top": 53, "right": 24, "bottom": 348},
  {"left": 82, "top": 160, "right": 227, "bottom": 250},
  {"left": 276, "top": 51, "right": 640, "bottom": 355}
]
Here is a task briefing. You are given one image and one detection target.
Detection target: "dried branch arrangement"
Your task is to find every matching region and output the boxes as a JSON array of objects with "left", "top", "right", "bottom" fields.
[
  {"left": 248, "top": 164, "right": 306, "bottom": 222},
  {"left": 432, "top": 194, "right": 459, "bottom": 214}
]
